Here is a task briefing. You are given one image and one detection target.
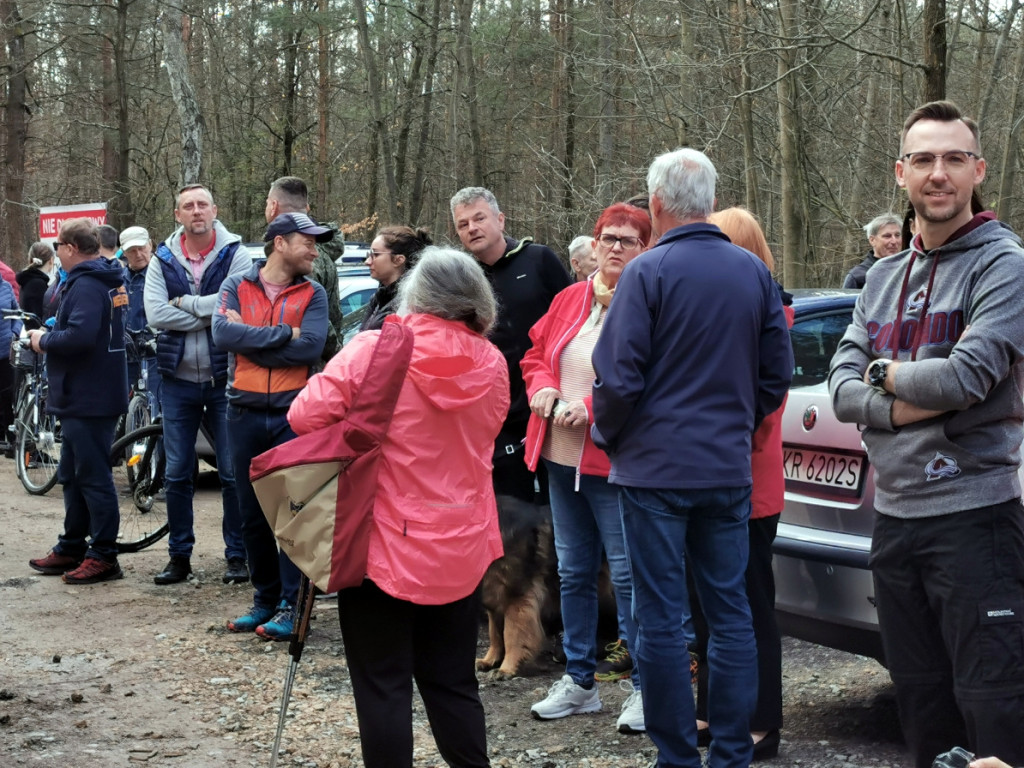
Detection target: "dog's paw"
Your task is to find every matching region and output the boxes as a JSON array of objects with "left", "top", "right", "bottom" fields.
[
  {"left": 475, "top": 657, "right": 498, "bottom": 672},
  {"left": 484, "top": 667, "right": 518, "bottom": 682}
]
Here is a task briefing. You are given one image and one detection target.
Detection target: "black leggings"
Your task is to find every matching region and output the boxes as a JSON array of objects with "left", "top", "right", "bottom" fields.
[{"left": 337, "top": 580, "right": 489, "bottom": 768}]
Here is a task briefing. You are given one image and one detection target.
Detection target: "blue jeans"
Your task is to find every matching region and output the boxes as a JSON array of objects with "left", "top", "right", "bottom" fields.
[
  {"left": 227, "top": 404, "right": 301, "bottom": 610},
  {"left": 545, "top": 459, "right": 640, "bottom": 689},
  {"left": 620, "top": 485, "right": 756, "bottom": 768},
  {"left": 55, "top": 417, "right": 120, "bottom": 562},
  {"left": 160, "top": 376, "right": 243, "bottom": 560}
]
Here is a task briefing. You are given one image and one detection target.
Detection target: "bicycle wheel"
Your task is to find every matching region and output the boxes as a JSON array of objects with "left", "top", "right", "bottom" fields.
[
  {"left": 15, "top": 395, "right": 60, "bottom": 495},
  {"left": 125, "top": 393, "right": 152, "bottom": 434},
  {"left": 112, "top": 423, "right": 168, "bottom": 553}
]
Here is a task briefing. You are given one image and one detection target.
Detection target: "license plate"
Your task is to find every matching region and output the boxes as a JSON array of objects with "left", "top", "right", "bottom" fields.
[{"left": 783, "top": 447, "right": 864, "bottom": 492}]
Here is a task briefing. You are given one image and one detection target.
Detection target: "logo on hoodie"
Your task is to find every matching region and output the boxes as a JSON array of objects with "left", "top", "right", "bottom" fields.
[
  {"left": 907, "top": 289, "right": 928, "bottom": 313},
  {"left": 924, "top": 451, "right": 961, "bottom": 482}
]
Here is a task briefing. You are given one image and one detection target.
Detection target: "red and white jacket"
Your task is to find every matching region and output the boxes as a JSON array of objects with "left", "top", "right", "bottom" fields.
[{"left": 521, "top": 279, "right": 612, "bottom": 479}]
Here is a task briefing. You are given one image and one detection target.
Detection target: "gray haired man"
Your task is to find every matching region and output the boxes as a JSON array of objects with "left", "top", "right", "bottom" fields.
[{"left": 843, "top": 212, "right": 903, "bottom": 289}]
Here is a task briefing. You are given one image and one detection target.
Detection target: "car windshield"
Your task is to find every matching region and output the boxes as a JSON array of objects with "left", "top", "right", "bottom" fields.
[{"left": 790, "top": 311, "right": 853, "bottom": 388}]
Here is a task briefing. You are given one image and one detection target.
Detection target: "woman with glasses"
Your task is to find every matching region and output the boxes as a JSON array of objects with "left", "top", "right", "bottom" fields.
[
  {"left": 360, "top": 225, "right": 432, "bottom": 332},
  {"left": 522, "top": 202, "right": 650, "bottom": 735}
]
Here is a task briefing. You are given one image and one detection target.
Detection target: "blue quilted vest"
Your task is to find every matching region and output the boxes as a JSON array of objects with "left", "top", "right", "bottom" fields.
[{"left": 153, "top": 240, "right": 238, "bottom": 379}]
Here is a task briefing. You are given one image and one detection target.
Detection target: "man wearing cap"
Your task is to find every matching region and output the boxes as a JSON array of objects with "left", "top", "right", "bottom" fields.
[
  {"left": 144, "top": 184, "right": 252, "bottom": 586},
  {"left": 120, "top": 226, "right": 156, "bottom": 401},
  {"left": 213, "top": 212, "right": 329, "bottom": 640}
]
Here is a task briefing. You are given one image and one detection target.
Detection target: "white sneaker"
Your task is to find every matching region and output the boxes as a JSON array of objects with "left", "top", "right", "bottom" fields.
[
  {"left": 616, "top": 681, "right": 646, "bottom": 734},
  {"left": 531, "top": 674, "right": 603, "bottom": 720}
]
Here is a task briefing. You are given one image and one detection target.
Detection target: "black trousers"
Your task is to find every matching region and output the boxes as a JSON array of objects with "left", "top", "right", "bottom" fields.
[
  {"left": 693, "top": 514, "right": 783, "bottom": 732},
  {"left": 337, "top": 580, "right": 489, "bottom": 768},
  {"left": 871, "top": 500, "right": 1024, "bottom": 768}
]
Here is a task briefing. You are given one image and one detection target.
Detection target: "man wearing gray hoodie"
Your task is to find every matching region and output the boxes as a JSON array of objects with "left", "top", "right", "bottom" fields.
[
  {"left": 829, "top": 101, "right": 1024, "bottom": 768},
  {"left": 144, "top": 184, "right": 252, "bottom": 586}
]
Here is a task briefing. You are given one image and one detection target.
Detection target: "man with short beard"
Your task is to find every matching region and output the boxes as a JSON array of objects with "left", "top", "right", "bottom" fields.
[
  {"left": 830, "top": 101, "right": 1024, "bottom": 767},
  {"left": 144, "top": 184, "right": 252, "bottom": 586}
]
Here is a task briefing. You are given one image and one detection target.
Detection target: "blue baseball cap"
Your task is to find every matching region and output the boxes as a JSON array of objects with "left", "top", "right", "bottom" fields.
[{"left": 264, "top": 212, "right": 334, "bottom": 243}]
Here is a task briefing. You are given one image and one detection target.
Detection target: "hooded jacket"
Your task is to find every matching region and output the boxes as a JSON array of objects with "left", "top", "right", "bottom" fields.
[
  {"left": 144, "top": 221, "right": 251, "bottom": 382},
  {"left": 38, "top": 258, "right": 128, "bottom": 418},
  {"left": 212, "top": 261, "right": 327, "bottom": 410},
  {"left": 16, "top": 268, "right": 50, "bottom": 326},
  {"left": 521, "top": 278, "right": 611, "bottom": 478},
  {"left": 288, "top": 313, "right": 509, "bottom": 605},
  {"left": 830, "top": 216, "right": 1024, "bottom": 518}
]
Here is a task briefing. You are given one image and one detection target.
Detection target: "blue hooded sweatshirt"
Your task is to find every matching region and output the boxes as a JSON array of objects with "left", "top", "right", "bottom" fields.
[{"left": 39, "top": 258, "right": 128, "bottom": 418}]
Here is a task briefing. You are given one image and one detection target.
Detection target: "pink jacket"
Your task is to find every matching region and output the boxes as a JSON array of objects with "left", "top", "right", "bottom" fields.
[
  {"left": 521, "top": 280, "right": 611, "bottom": 478},
  {"left": 288, "top": 314, "right": 509, "bottom": 605}
]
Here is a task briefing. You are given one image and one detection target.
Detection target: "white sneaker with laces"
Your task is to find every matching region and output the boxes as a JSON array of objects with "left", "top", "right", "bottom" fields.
[
  {"left": 616, "top": 681, "right": 646, "bottom": 734},
  {"left": 531, "top": 674, "right": 602, "bottom": 720}
]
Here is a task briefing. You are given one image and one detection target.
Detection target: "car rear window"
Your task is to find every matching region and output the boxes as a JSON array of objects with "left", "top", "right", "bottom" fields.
[{"left": 790, "top": 311, "right": 853, "bottom": 388}]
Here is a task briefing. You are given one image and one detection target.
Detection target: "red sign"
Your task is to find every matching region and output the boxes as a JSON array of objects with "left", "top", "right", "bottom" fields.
[{"left": 39, "top": 203, "right": 107, "bottom": 241}]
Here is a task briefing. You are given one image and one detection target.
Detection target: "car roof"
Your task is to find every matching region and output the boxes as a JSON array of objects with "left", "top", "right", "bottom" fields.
[{"left": 790, "top": 288, "right": 858, "bottom": 316}]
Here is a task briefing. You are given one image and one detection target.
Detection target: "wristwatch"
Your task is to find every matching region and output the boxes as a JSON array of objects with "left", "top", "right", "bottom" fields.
[{"left": 867, "top": 358, "right": 892, "bottom": 392}]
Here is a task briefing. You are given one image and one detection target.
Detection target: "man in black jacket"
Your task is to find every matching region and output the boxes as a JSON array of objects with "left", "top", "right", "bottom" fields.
[
  {"left": 27, "top": 218, "right": 129, "bottom": 584},
  {"left": 842, "top": 212, "right": 902, "bottom": 288},
  {"left": 450, "top": 187, "right": 571, "bottom": 502}
]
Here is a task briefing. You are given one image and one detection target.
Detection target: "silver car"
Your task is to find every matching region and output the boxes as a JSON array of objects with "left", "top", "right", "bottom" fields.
[{"left": 773, "top": 289, "right": 884, "bottom": 661}]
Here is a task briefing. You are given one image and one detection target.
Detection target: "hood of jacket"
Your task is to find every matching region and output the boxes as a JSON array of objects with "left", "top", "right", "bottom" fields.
[
  {"left": 65, "top": 256, "right": 128, "bottom": 289},
  {"left": 393, "top": 313, "right": 504, "bottom": 411}
]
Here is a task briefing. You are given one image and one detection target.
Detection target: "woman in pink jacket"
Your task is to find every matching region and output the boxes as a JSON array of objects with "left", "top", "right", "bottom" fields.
[
  {"left": 288, "top": 247, "right": 509, "bottom": 768},
  {"left": 521, "top": 203, "right": 651, "bottom": 734}
]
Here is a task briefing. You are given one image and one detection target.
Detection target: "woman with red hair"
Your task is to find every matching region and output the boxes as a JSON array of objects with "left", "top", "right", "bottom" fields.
[{"left": 522, "top": 202, "right": 651, "bottom": 734}]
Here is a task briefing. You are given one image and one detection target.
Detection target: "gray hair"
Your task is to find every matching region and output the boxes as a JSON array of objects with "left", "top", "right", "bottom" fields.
[
  {"left": 863, "top": 213, "right": 902, "bottom": 238},
  {"left": 449, "top": 187, "right": 501, "bottom": 218},
  {"left": 646, "top": 148, "right": 717, "bottom": 221},
  {"left": 398, "top": 246, "right": 497, "bottom": 335},
  {"left": 567, "top": 235, "right": 592, "bottom": 260}
]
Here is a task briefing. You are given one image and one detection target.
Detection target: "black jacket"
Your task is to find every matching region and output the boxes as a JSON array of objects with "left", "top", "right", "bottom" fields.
[
  {"left": 842, "top": 252, "right": 877, "bottom": 289},
  {"left": 16, "top": 268, "right": 50, "bottom": 328},
  {"left": 39, "top": 258, "right": 128, "bottom": 418},
  {"left": 359, "top": 280, "right": 400, "bottom": 333},
  {"left": 482, "top": 236, "right": 571, "bottom": 432}
]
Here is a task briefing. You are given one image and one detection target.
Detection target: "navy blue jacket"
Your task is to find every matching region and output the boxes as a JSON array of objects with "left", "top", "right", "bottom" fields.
[
  {"left": 591, "top": 223, "right": 793, "bottom": 489},
  {"left": 123, "top": 264, "right": 148, "bottom": 333},
  {"left": 39, "top": 258, "right": 128, "bottom": 418},
  {"left": 0, "top": 278, "right": 21, "bottom": 350}
]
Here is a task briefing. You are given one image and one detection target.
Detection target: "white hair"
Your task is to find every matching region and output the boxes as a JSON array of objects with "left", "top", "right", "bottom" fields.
[
  {"left": 398, "top": 246, "right": 498, "bottom": 335},
  {"left": 568, "top": 235, "right": 592, "bottom": 260},
  {"left": 646, "top": 148, "right": 717, "bottom": 221},
  {"left": 863, "top": 213, "right": 902, "bottom": 238}
]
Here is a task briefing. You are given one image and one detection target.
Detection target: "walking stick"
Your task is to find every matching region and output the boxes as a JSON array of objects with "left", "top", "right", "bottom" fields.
[{"left": 269, "top": 574, "right": 317, "bottom": 768}]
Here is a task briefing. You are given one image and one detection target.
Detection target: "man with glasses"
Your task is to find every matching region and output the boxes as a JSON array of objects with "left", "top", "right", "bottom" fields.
[
  {"left": 830, "top": 101, "right": 1024, "bottom": 767},
  {"left": 144, "top": 184, "right": 252, "bottom": 586},
  {"left": 450, "top": 186, "right": 570, "bottom": 502}
]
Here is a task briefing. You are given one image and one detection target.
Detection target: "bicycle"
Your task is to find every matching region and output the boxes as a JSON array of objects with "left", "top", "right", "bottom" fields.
[
  {"left": 112, "top": 420, "right": 168, "bottom": 553},
  {"left": 4, "top": 309, "right": 60, "bottom": 495},
  {"left": 118, "top": 327, "right": 160, "bottom": 441}
]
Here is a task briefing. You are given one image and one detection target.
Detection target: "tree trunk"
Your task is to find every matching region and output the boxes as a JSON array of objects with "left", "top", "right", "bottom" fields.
[
  {"left": 280, "top": 0, "right": 300, "bottom": 176},
  {"left": 408, "top": 0, "right": 441, "bottom": 223},
  {"left": 353, "top": 0, "right": 400, "bottom": 222},
  {"left": 597, "top": 0, "right": 614, "bottom": 180},
  {"left": 978, "top": 0, "right": 1020, "bottom": 127},
  {"left": 732, "top": 0, "right": 759, "bottom": 216},
  {"left": 995, "top": 36, "right": 1024, "bottom": 219},
  {"left": 1, "top": 0, "right": 28, "bottom": 258},
  {"left": 315, "top": 0, "right": 329, "bottom": 215},
  {"left": 159, "top": 10, "right": 203, "bottom": 185},
  {"left": 107, "top": 0, "right": 133, "bottom": 229},
  {"left": 777, "top": 0, "right": 808, "bottom": 287},
  {"left": 922, "top": 0, "right": 947, "bottom": 102},
  {"left": 455, "top": 0, "right": 484, "bottom": 185}
]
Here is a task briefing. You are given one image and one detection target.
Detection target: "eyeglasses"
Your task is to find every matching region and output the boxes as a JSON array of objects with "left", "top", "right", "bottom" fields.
[
  {"left": 597, "top": 234, "right": 644, "bottom": 250},
  {"left": 900, "top": 150, "right": 980, "bottom": 172},
  {"left": 368, "top": 250, "right": 392, "bottom": 259},
  {"left": 55, "top": 241, "right": 68, "bottom": 248}
]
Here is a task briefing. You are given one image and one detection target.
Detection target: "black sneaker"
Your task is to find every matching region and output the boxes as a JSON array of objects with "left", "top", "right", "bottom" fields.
[
  {"left": 222, "top": 557, "right": 249, "bottom": 584},
  {"left": 154, "top": 557, "right": 191, "bottom": 585},
  {"left": 595, "top": 639, "right": 632, "bottom": 682}
]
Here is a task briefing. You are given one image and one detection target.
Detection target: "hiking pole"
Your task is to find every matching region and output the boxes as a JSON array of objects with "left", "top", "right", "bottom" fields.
[{"left": 269, "top": 574, "right": 317, "bottom": 768}]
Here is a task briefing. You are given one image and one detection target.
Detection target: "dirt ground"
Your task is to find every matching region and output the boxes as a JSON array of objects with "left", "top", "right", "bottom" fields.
[{"left": 0, "top": 460, "right": 910, "bottom": 768}]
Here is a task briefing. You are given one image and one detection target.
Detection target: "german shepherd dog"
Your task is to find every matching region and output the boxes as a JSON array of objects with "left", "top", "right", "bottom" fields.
[{"left": 477, "top": 494, "right": 561, "bottom": 679}]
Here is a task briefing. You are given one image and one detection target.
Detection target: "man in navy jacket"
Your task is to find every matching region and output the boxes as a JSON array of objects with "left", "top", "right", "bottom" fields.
[
  {"left": 592, "top": 148, "right": 792, "bottom": 768},
  {"left": 27, "top": 218, "right": 129, "bottom": 584}
]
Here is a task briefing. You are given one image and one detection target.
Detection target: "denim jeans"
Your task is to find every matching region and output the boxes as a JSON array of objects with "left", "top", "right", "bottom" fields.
[
  {"left": 544, "top": 459, "right": 639, "bottom": 689},
  {"left": 55, "top": 417, "right": 120, "bottom": 562},
  {"left": 620, "top": 484, "right": 756, "bottom": 768},
  {"left": 227, "top": 404, "right": 301, "bottom": 610},
  {"left": 160, "top": 375, "right": 243, "bottom": 560}
]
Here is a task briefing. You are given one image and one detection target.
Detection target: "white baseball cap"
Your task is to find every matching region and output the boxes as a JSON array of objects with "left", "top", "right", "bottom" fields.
[{"left": 119, "top": 226, "right": 150, "bottom": 250}]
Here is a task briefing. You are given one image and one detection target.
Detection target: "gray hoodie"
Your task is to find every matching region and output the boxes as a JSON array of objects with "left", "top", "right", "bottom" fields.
[{"left": 829, "top": 217, "right": 1024, "bottom": 518}]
